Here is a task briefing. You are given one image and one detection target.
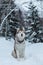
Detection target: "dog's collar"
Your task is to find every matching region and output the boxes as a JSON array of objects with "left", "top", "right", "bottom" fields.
[{"left": 18, "top": 39, "right": 24, "bottom": 43}]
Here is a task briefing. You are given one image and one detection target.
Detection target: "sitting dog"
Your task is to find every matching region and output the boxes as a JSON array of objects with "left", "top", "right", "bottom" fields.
[{"left": 12, "top": 27, "right": 25, "bottom": 60}]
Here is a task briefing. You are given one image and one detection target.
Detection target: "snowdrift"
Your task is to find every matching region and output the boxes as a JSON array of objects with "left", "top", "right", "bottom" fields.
[{"left": 0, "top": 37, "right": 43, "bottom": 65}]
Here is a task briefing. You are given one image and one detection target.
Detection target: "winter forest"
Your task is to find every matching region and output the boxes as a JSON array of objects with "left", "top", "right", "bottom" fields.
[
  {"left": 0, "top": 0, "right": 43, "bottom": 43},
  {"left": 0, "top": 0, "right": 43, "bottom": 65}
]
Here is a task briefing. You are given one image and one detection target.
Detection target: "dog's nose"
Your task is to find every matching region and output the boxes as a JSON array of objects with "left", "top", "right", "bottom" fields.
[{"left": 21, "top": 34, "right": 23, "bottom": 36}]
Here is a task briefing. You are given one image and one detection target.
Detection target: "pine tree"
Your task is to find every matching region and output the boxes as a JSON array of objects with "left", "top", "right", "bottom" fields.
[
  {"left": 0, "top": 0, "right": 15, "bottom": 22},
  {"left": 0, "top": 0, "right": 24, "bottom": 39},
  {"left": 26, "top": 1, "right": 41, "bottom": 43},
  {"left": 8, "top": 8, "right": 24, "bottom": 39},
  {"left": 0, "top": 0, "right": 16, "bottom": 39}
]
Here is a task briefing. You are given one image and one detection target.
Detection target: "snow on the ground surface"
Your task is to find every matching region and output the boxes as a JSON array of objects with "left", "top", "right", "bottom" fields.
[{"left": 0, "top": 37, "right": 43, "bottom": 65}]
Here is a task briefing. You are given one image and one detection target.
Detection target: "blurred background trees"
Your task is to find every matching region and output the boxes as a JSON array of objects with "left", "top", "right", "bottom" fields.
[{"left": 0, "top": 0, "right": 43, "bottom": 43}]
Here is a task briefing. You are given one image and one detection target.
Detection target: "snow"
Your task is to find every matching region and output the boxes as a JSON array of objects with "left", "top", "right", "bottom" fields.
[{"left": 0, "top": 37, "right": 43, "bottom": 65}]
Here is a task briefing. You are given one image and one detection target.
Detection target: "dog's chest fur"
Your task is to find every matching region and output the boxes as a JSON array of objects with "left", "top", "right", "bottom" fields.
[{"left": 15, "top": 39, "right": 25, "bottom": 52}]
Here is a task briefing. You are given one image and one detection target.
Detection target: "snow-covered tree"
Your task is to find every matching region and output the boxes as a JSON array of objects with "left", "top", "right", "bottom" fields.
[
  {"left": 8, "top": 8, "right": 24, "bottom": 39},
  {"left": 0, "top": 0, "right": 15, "bottom": 23},
  {"left": 0, "top": 0, "right": 16, "bottom": 39},
  {"left": 26, "top": 1, "right": 41, "bottom": 43}
]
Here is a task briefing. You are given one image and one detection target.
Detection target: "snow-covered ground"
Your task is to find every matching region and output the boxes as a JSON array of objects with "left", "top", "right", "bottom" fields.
[{"left": 0, "top": 37, "right": 43, "bottom": 65}]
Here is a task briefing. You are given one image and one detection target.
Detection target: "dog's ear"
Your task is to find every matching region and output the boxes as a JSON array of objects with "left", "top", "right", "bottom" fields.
[
  {"left": 22, "top": 27, "right": 25, "bottom": 32},
  {"left": 17, "top": 28, "right": 19, "bottom": 33}
]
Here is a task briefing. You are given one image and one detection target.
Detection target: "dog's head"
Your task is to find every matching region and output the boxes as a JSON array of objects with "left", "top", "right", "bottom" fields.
[{"left": 15, "top": 27, "right": 25, "bottom": 42}]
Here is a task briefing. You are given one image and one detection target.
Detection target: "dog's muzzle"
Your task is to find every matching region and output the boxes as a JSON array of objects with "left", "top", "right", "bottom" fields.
[{"left": 21, "top": 33, "right": 23, "bottom": 36}]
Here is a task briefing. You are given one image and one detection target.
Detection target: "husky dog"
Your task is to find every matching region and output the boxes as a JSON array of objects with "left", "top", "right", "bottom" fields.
[{"left": 12, "top": 27, "right": 25, "bottom": 60}]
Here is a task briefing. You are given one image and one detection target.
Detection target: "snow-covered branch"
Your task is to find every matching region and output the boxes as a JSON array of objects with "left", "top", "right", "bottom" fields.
[{"left": 0, "top": 8, "right": 15, "bottom": 31}]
